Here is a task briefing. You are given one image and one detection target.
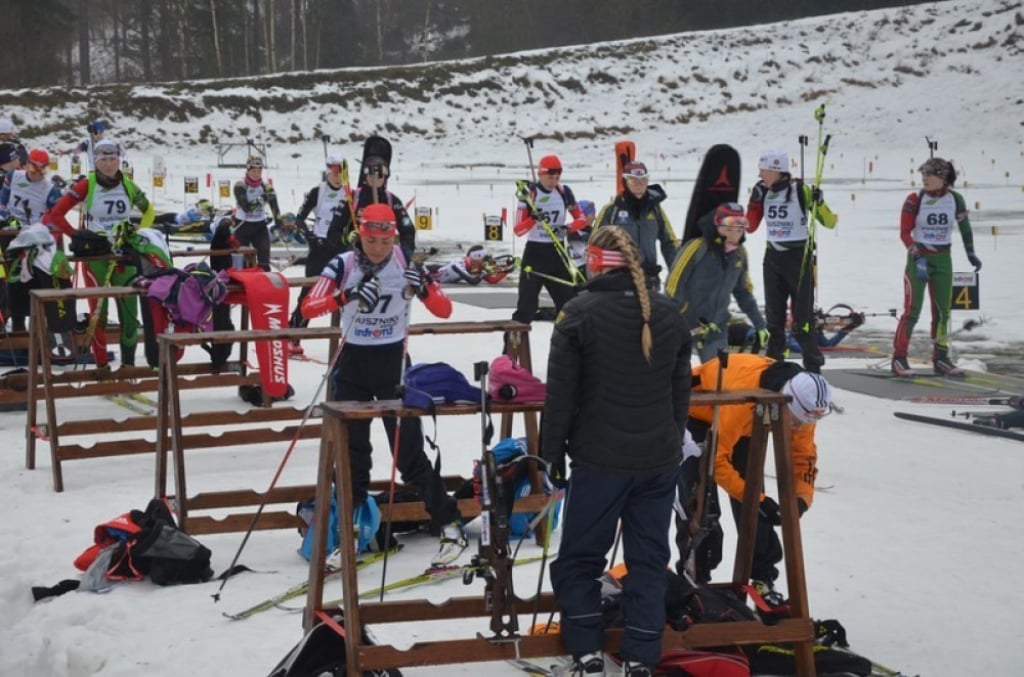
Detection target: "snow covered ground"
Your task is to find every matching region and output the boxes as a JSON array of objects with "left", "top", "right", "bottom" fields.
[{"left": 2, "top": 1, "right": 1024, "bottom": 675}]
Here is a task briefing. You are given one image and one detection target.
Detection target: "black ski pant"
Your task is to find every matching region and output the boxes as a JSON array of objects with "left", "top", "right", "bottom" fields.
[
  {"left": 551, "top": 464, "right": 679, "bottom": 668},
  {"left": 332, "top": 341, "right": 458, "bottom": 532},
  {"left": 512, "top": 241, "right": 577, "bottom": 324},
  {"left": 290, "top": 238, "right": 344, "bottom": 329},
  {"left": 233, "top": 219, "right": 272, "bottom": 271},
  {"left": 763, "top": 246, "right": 823, "bottom": 373},
  {"left": 726, "top": 436, "right": 783, "bottom": 584}
]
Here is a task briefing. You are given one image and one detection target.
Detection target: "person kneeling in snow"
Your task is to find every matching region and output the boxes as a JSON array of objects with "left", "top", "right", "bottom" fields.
[
  {"left": 300, "top": 203, "right": 467, "bottom": 566},
  {"left": 680, "top": 353, "right": 832, "bottom": 607}
]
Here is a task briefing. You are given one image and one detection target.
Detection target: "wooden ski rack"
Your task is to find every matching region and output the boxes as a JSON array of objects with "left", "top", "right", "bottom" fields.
[
  {"left": 1, "top": 247, "right": 256, "bottom": 410},
  {"left": 22, "top": 260, "right": 314, "bottom": 492},
  {"left": 151, "top": 320, "right": 542, "bottom": 538},
  {"left": 302, "top": 389, "right": 817, "bottom": 676}
]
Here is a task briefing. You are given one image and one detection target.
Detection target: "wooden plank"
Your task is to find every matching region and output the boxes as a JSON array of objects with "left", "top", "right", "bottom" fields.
[
  {"left": 352, "top": 619, "right": 813, "bottom": 671},
  {"left": 184, "top": 511, "right": 304, "bottom": 535},
  {"left": 319, "top": 391, "right": 785, "bottom": 422}
]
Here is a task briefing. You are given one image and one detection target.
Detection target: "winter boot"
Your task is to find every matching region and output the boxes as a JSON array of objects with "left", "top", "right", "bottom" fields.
[
  {"left": 120, "top": 344, "right": 136, "bottom": 367},
  {"left": 288, "top": 340, "right": 304, "bottom": 357},
  {"left": 431, "top": 521, "right": 467, "bottom": 567},
  {"left": 933, "top": 351, "right": 964, "bottom": 376},
  {"left": 569, "top": 652, "right": 605, "bottom": 676},
  {"left": 891, "top": 356, "right": 915, "bottom": 376},
  {"left": 622, "top": 661, "right": 653, "bottom": 677},
  {"left": 972, "top": 415, "right": 1006, "bottom": 430},
  {"left": 752, "top": 579, "right": 788, "bottom": 610}
]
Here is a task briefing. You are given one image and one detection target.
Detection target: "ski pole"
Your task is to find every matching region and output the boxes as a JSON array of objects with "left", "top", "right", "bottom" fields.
[
  {"left": 520, "top": 264, "right": 577, "bottom": 288},
  {"left": 377, "top": 299, "right": 414, "bottom": 602},
  {"left": 212, "top": 306, "right": 357, "bottom": 603}
]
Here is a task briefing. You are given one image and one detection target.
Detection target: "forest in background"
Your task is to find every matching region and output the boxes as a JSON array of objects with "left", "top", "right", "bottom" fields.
[{"left": 0, "top": 0, "right": 929, "bottom": 88}]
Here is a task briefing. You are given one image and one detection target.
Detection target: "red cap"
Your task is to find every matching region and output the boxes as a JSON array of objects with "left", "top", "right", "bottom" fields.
[
  {"left": 358, "top": 203, "right": 397, "bottom": 237},
  {"left": 538, "top": 155, "right": 562, "bottom": 175}
]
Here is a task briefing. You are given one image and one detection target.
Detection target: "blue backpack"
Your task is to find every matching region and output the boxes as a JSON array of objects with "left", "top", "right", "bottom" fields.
[
  {"left": 477, "top": 437, "right": 562, "bottom": 538},
  {"left": 402, "top": 362, "right": 482, "bottom": 411},
  {"left": 298, "top": 493, "right": 380, "bottom": 561}
]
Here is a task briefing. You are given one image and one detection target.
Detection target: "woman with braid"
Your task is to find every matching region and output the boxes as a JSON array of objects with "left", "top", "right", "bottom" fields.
[{"left": 542, "top": 226, "right": 691, "bottom": 677}]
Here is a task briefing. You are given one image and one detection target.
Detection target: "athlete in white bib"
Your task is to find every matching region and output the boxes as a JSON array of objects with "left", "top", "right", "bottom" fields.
[
  {"left": 746, "top": 148, "right": 837, "bottom": 373},
  {"left": 300, "top": 203, "right": 466, "bottom": 567},
  {"left": 891, "top": 157, "right": 981, "bottom": 376}
]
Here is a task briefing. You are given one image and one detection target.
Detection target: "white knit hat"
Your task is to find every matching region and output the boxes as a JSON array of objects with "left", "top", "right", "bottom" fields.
[
  {"left": 758, "top": 148, "right": 789, "bottom": 173},
  {"left": 782, "top": 372, "right": 832, "bottom": 425}
]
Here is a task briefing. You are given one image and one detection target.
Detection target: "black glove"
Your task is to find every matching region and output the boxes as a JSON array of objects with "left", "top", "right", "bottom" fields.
[
  {"left": 967, "top": 252, "right": 982, "bottom": 272},
  {"left": 759, "top": 496, "right": 781, "bottom": 525},
  {"left": 353, "top": 277, "right": 380, "bottom": 310},
  {"left": 403, "top": 264, "right": 424, "bottom": 295},
  {"left": 544, "top": 453, "right": 568, "bottom": 490},
  {"left": 797, "top": 498, "right": 809, "bottom": 517},
  {"left": 750, "top": 181, "right": 767, "bottom": 204},
  {"left": 811, "top": 186, "right": 824, "bottom": 204}
]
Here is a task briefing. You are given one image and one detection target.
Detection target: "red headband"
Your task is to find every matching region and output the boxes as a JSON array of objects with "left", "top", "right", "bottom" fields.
[{"left": 586, "top": 245, "right": 628, "bottom": 273}]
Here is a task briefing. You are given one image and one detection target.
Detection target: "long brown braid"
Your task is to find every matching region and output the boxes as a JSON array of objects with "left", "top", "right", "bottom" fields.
[{"left": 589, "top": 226, "right": 654, "bottom": 362}]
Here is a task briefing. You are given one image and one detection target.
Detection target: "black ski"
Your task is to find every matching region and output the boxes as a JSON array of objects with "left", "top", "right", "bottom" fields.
[
  {"left": 893, "top": 412, "right": 1024, "bottom": 442},
  {"left": 682, "top": 144, "right": 741, "bottom": 243}
]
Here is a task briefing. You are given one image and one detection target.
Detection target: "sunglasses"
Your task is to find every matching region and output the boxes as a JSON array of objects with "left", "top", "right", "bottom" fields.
[
  {"left": 28, "top": 162, "right": 48, "bottom": 173},
  {"left": 624, "top": 173, "right": 649, "bottom": 183},
  {"left": 326, "top": 164, "right": 342, "bottom": 172},
  {"left": 360, "top": 220, "right": 395, "bottom": 234},
  {"left": 539, "top": 169, "right": 562, "bottom": 177},
  {"left": 718, "top": 216, "right": 748, "bottom": 230}
]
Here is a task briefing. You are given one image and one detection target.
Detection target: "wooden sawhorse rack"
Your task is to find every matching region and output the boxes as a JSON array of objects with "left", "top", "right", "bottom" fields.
[
  {"left": 303, "top": 389, "right": 817, "bottom": 676},
  {"left": 154, "top": 319, "right": 542, "bottom": 537},
  {"left": 23, "top": 270, "right": 318, "bottom": 492}
]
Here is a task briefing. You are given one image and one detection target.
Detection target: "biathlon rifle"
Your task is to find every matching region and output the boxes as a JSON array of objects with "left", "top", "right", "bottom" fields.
[{"left": 465, "top": 360, "right": 519, "bottom": 638}]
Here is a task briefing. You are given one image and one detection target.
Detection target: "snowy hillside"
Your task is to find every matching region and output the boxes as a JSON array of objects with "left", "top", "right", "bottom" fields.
[{"left": 3, "top": 0, "right": 1022, "bottom": 156}]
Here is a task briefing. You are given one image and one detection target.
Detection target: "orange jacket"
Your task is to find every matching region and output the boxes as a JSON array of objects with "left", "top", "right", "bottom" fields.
[{"left": 689, "top": 354, "right": 818, "bottom": 508}]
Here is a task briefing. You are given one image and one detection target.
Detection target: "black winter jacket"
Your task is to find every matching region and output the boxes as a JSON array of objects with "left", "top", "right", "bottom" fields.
[{"left": 542, "top": 269, "right": 691, "bottom": 475}]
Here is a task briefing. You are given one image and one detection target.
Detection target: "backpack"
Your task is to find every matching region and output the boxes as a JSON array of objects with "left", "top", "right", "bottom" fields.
[
  {"left": 402, "top": 362, "right": 482, "bottom": 411},
  {"left": 487, "top": 356, "right": 546, "bottom": 403},
  {"left": 298, "top": 493, "right": 381, "bottom": 561},
  {"left": 470, "top": 437, "right": 561, "bottom": 538},
  {"left": 266, "top": 615, "right": 403, "bottom": 676},
  {"left": 145, "top": 262, "right": 230, "bottom": 332},
  {"left": 74, "top": 498, "right": 213, "bottom": 586}
]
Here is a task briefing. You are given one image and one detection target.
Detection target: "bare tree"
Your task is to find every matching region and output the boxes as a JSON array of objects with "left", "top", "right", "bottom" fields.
[
  {"left": 78, "top": 0, "right": 90, "bottom": 84},
  {"left": 210, "top": 0, "right": 224, "bottom": 76}
]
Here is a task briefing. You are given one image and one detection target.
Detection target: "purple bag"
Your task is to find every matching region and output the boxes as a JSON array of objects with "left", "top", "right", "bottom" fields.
[{"left": 145, "top": 263, "right": 229, "bottom": 332}]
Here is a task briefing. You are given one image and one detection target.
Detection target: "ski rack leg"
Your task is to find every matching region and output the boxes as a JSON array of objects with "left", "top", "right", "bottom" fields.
[{"left": 733, "top": 399, "right": 815, "bottom": 676}]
